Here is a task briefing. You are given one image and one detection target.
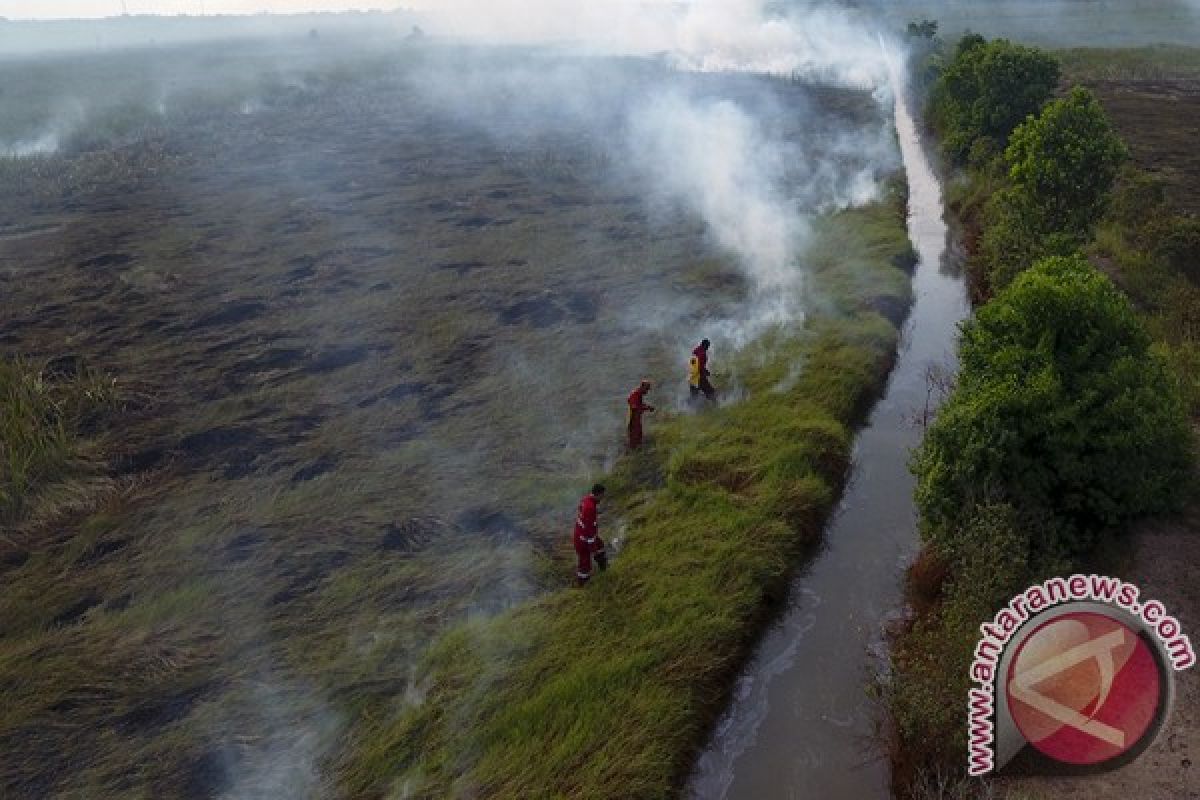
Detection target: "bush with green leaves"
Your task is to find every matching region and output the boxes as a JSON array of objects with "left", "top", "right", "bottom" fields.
[
  {"left": 913, "top": 254, "right": 1192, "bottom": 559},
  {"left": 1005, "top": 86, "right": 1127, "bottom": 237},
  {"left": 976, "top": 186, "right": 1086, "bottom": 292},
  {"left": 974, "top": 88, "right": 1128, "bottom": 292},
  {"left": 930, "top": 36, "right": 1060, "bottom": 163},
  {"left": 906, "top": 19, "right": 945, "bottom": 92},
  {"left": 906, "top": 19, "right": 939, "bottom": 40}
]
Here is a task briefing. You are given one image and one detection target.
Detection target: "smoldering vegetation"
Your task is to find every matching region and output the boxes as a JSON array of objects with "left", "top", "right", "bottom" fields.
[
  {"left": 0, "top": 21, "right": 901, "bottom": 797},
  {"left": 396, "top": 46, "right": 899, "bottom": 348}
]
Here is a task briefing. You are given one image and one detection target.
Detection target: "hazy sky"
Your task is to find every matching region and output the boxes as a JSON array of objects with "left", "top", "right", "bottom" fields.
[{"left": 0, "top": 1, "right": 407, "bottom": 19}]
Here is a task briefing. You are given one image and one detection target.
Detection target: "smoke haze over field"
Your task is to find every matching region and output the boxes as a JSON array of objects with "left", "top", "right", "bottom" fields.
[
  {"left": 410, "top": 0, "right": 891, "bottom": 85},
  {"left": 0, "top": 1, "right": 405, "bottom": 18},
  {"left": 402, "top": 1, "right": 897, "bottom": 348},
  {"left": 0, "top": 3, "right": 904, "bottom": 796},
  {"left": 6, "top": 2, "right": 1200, "bottom": 797}
]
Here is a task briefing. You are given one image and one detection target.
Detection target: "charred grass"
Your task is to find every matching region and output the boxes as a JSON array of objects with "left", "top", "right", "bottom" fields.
[{"left": 1057, "top": 45, "right": 1200, "bottom": 215}]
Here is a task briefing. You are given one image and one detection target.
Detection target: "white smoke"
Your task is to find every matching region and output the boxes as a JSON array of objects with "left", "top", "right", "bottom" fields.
[
  {"left": 404, "top": 6, "right": 897, "bottom": 345},
  {"left": 625, "top": 90, "right": 809, "bottom": 344},
  {"left": 6, "top": 128, "right": 60, "bottom": 156},
  {"left": 3, "top": 100, "right": 85, "bottom": 156},
  {"left": 217, "top": 678, "right": 341, "bottom": 800},
  {"left": 408, "top": 0, "right": 888, "bottom": 86}
]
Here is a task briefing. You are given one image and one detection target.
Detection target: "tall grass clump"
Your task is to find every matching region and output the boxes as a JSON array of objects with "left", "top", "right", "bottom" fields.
[{"left": 0, "top": 357, "right": 117, "bottom": 523}]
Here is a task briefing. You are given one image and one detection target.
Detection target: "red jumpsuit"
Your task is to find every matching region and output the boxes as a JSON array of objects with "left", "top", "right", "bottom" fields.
[
  {"left": 691, "top": 344, "right": 715, "bottom": 400},
  {"left": 627, "top": 386, "right": 651, "bottom": 449},
  {"left": 573, "top": 492, "right": 604, "bottom": 583}
]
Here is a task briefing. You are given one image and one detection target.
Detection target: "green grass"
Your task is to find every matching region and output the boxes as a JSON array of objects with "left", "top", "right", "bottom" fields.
[
  {"left": 0, "top": 357, "right": 117, "bottom": 524},
  {"left": 908, "top": 766, "right": 1047, "bottom": 800},
  {"left": 1092, "top": 229, "right": 1200, "bottom": 414},
  {"left": 334, "top": 192, "right": 915, "bottom": 799}
]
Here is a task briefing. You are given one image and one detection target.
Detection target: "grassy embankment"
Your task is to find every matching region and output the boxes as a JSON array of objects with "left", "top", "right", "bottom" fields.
[
  {"left": 336, "top": 188, "right": 916, "bottom": 798},
  {"left": 889, "top": 38, "right": 1199, "bottom": 796}
]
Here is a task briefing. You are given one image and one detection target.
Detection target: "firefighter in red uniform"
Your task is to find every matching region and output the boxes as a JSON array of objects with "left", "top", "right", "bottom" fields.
[
  {"left": 573, "top": 483, "right": 607, "bottom": 586},
  {"left": 626, "top": 380, "right": 655, "bottom": 450},
  {"left": 688, "top": 338, "right": 716, "bottom": 402}
]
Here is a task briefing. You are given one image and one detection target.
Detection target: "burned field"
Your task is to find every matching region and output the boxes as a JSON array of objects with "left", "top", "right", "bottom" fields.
[
  {"left": 1058, "top": 46, "right": 1200, "bottom": 213},
  {"left": 0, "top": 40, "right": 896, "bottom": 797}
]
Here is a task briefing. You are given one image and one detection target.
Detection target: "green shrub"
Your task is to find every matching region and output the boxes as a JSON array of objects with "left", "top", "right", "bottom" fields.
[
  {"left": 906, "top": 19, "right": 939, "bottom": 40},
  {"left": 913, "top": 255, "right": 1192, "bottom": 558},
  {"left": 975, "top": 187, "right": 1083, "bottom": 291},
  {"left": 1164, "top": 339, "right": 1200, "bottom": 416},
  {"left": 906, "top": 19, "right": 944, "bottom": 92},
  {"left": 1005, "top": 87, "right": 1127, "bottom": 237},
  {"left": 975, "top": 188, "right": 1034, "bottom": 291},
  {"left": 931, "top": 37, "right": 1060, "bottom": 163}
]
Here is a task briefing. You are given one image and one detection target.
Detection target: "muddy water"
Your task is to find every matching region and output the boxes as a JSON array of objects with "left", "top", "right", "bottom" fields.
[{"left": 687, "top": 69, "right": 970, "bottom": 799}]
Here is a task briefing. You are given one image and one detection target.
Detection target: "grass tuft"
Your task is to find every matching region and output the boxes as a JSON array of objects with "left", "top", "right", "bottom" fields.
[{"left": 0, "top": 356, "right": 118, "bottom": 525}]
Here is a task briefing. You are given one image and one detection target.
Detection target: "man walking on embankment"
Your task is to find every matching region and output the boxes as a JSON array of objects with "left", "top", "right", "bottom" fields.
[
  {"left": 626, "top": 379, "right": 655, "bottom": 450},
  {"left": 573, "top": 483, "right": 607, "bottom": 586}
]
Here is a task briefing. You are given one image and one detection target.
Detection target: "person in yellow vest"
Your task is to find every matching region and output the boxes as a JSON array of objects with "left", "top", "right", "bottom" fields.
[{"left": 688, "top": 338, "right": 716, "bottom": 402}]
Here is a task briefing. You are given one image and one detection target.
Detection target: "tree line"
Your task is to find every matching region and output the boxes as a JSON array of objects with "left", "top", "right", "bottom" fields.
[{"left": 890, "top": 30, "right": 1195, "bottom": 786}]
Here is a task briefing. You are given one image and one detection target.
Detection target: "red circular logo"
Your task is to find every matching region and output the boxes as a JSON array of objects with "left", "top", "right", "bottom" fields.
[{"left": 1005, "top": 611, "right": 1163, "bottom": 766}]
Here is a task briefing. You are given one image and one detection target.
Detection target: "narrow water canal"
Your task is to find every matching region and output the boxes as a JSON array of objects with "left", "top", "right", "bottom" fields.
[{"left": 688, "top": 54, "right": 971, "bottom": 800}]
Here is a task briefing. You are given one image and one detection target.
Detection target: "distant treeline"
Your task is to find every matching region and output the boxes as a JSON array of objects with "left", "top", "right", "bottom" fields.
[{"left": 890, "top": 30, "right": 1197, "bottom": 789}]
